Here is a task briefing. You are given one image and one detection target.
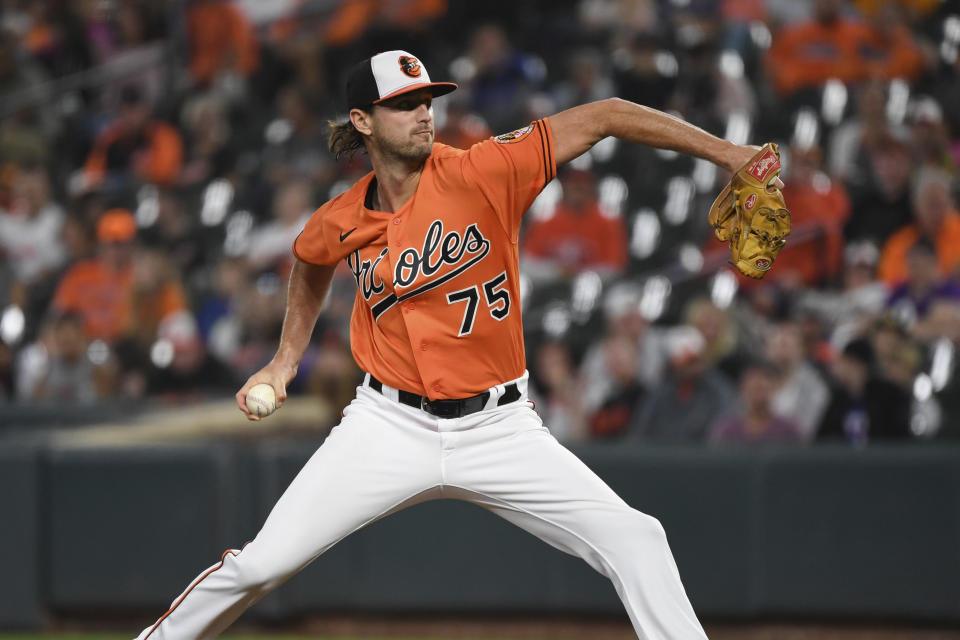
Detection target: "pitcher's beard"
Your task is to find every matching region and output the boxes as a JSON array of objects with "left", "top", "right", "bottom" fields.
[
  {"left": 374, "top": 127, "right": 433, "bottom": 164},
  {"left": 395, "top": 136, "right": 433, "bottom": 162}
]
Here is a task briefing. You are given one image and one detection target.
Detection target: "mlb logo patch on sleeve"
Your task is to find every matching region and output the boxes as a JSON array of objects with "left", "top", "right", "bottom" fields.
[{"left": 495, "top": 124, "right": 535, "bottom": 144}]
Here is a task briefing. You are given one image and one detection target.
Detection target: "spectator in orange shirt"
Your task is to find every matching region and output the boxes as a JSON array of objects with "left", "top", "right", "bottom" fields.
[
  {"left": 775, "top": 144, "right": 851, "bottom": 286},
  {"left": 878, "top": 168, "right": 960, "bottom": 285},
  {"left": 186, "top": 0, "right": 259, "bottom": 87},
  {"left": 853, "top": 0, "right": 942, "bottom": 20},
  {"left": 766, "top": 0, "right": 873, "bottom": 98},
  {"left": 521, "top": 167, "right": 628, "bottom": 282},
  {"left": 861, "top": 2, "right": 925, "bottom": 84},
  {"left": 51, "top": 209, "right": 137, "bottom": 342},
  {"left": 83, "top": 86, "right": 184, "bottom": 189},
  {"left": 321, "top": 0, "right": 447, "bottom": 47},
  {"left": 51, "top": 208, "right": 187, "bottom": 345}
]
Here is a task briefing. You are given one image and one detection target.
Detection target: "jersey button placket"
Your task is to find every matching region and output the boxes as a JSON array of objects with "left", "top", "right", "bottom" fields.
[{"left": 392, "top": 216, "right": 402, "bottom": 246}]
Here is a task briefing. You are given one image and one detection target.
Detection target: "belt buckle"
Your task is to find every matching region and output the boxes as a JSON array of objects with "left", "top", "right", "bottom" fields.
[
  {"left": 424, "top": 398, "right": 460, "bottom": 418},
  {"left": 421, "top": 396, "right": 430, "bottom": 413}
]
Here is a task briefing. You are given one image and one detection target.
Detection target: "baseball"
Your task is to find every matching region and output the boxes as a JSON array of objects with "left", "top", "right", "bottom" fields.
[{"left": 245, "top": 383, "right": 277, "bottom": 418}]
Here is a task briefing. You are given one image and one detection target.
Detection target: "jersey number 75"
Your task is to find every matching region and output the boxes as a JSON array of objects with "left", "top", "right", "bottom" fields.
[{"left": 445, "top": 271, "right": 511, "bottom": 337}]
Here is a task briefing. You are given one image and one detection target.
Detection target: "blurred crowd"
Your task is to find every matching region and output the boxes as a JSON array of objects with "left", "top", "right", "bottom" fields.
[{"left": 1, "top": 0, "right": 960, "bottom": 446}]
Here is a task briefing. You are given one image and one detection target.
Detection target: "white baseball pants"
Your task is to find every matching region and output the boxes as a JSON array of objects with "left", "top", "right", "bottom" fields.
[{"left": 135, "top": 374, "right": 706, "bottom": 640}]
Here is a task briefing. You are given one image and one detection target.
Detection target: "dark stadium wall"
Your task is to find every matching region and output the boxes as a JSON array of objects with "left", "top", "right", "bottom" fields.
[{"left": 2, "top": 442, "right": 960, "bottom": 627}]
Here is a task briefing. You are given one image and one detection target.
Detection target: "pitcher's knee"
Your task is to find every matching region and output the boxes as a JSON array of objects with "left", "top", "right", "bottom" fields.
[
  {"left": 592, "top": 510, "right": 671, "bottom": 573},
  {"left": 628, "top": 511, "right": 668, "bottom": 548},
  {"left": 230, "top": 549, "right": 284, "bottom": 593}
]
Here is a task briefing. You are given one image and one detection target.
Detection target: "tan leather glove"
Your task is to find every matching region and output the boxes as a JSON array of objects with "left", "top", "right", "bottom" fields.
[{"left": 708, "top": 143, "right": 792, "bottom": 279}]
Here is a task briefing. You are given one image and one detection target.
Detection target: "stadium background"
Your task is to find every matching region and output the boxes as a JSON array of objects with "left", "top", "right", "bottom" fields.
[{"left": 2, "top": 0, "right": 960, "bottom": 637}]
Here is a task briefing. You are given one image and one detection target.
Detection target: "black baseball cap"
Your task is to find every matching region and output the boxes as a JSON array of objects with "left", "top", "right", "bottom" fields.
[{"left": 346, "top": 50, "right": 457, "bottom": 110}]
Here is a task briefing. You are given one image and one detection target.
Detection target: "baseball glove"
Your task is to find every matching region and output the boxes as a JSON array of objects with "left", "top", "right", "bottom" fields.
[{"left": 708, "top": 143, "right": 791, "bottom": 279}]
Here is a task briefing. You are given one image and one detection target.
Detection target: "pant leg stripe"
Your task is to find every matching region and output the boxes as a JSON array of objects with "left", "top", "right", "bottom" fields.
[{"left": 142, "top": 548, "right": 239, "bottom": 639}]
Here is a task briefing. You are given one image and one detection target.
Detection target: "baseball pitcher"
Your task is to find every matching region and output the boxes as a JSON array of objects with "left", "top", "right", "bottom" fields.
[{"left": 135, "top": 50, "right": 786, "bottom": 640}]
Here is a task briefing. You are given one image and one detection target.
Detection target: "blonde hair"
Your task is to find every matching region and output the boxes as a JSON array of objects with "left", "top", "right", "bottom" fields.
[{"left": 327, "top": 119, "right": 367, "bottom": 160}]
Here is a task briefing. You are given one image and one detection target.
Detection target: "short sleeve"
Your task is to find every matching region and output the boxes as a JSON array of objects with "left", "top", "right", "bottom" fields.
[
  {"left": 292, "top": 209, "right": 336, "bottom": 266},
  {"left": 462, "top": 119, "right": 556, "bottom": 240}
]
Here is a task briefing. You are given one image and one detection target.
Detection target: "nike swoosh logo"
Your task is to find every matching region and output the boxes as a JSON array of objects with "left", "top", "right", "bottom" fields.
[{"left": 339, "top": 227, "right": 358, "bottom": 242}]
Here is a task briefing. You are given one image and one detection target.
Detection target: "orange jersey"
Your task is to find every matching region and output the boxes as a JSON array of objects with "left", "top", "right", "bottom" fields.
[
  {"left": 294, "top": 120, "right": 556, "bottom": 399},
  {"left": 52, "top": 260, "right": 134, "bottom": 341},
  {"left": 187, "top": 0, "right": 259, "bottom": 83},
  {"left": 877, "top": 212, "right": 960, "bottom": 285},
  {"left": 85, "top": 121, "right": 184, "bottom": 187},
  {"left": 521, "top": 202, "right": 628, "bottom": 272}
]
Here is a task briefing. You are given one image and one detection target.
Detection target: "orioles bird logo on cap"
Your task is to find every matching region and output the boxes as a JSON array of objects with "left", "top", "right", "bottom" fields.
[{"left": 398, "top": 55, "right": 422, "bottom": 78}]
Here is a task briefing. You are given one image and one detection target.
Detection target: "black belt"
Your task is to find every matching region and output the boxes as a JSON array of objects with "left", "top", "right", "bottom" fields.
[{"left": 367, "top": 374, "right": 521, "bottom": 418}]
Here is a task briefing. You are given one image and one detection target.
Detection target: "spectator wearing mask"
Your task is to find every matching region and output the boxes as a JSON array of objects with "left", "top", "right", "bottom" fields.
[
  {"left": 878, "top": 168, "right": 960, "bottom": 285},
  {"left": 521, "top": 167, "right": 628, "bottom": 281},
  {"left": 817, "top": 337, "right": 912, "bottom": 443},
  {"left": 709, "top": 360, "right": 805, "bottom": 445}
]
